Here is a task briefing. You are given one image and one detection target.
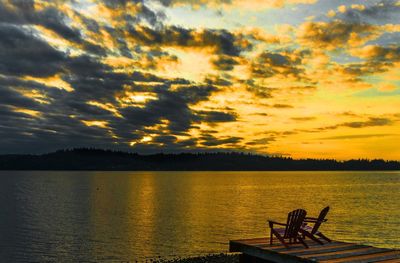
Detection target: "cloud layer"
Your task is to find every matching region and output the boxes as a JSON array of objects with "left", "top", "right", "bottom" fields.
[{"left": 0, "top": 0, "right": 399, "bottom": 159}]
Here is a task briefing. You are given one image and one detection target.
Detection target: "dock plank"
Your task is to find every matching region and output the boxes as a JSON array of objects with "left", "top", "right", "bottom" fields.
[
  {"left": 374, "top": 258, "right": 400, "bottom": 263},
  {"left": 320, "top": 250, "right": 400, "bottom": 263},
  {"left": 283, "top": 244, "right": 369, "bottom": 256},
  {"left": 307, "top": 247, "right": 390, "bottom": 261},
  {"left": 229, "top": 237, "right": 399, "bottom": 263},
  {"left": 269, "top": 241, "right": 345, "bottom": 252}
]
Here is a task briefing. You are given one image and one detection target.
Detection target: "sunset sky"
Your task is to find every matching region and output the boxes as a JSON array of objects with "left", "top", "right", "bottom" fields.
[{"left": 1, "top": 0, "right": 399, "bottom": 159}]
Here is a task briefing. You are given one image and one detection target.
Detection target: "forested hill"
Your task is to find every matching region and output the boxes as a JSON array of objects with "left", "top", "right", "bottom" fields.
[{"left": 0, "top": 148, "right": 399, "bottom": 171}]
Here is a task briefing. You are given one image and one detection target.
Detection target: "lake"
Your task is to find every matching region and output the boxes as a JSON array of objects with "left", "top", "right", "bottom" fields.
[{"left": 0, "top": 171, "right": 399, "bottom": 261}]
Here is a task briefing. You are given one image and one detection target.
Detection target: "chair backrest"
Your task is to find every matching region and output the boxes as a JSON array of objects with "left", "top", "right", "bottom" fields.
[
  {"left": 284, "top": 209, "right": 307, "bottom": 239},
  {"left": 311, "top": 206, "right": 330, "bottom": 234}
]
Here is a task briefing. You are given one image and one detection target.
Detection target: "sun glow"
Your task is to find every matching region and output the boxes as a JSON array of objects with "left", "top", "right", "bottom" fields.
[
  {"left": 129, "top": 135, "right": 154, "bottom": 146},
  {"left": 87, "top": 101, "right": 122, "bottom": 117},
  {"left": 13, "top": 108, "right": 42, "bottom": 117},
  {"left": 117, "top": 92, "right": 158, "bottom": 108},
  {"left": 81, "top": 120, "right": 109, "bottom": 128},
  {"left": 24, "top": 75, "right": 74, "bottom": 92}
]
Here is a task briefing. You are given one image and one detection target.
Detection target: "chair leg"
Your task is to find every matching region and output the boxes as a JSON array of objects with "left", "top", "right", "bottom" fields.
[
  {"left": 317, "top": 232, "right": 332, "bottom": 243},
  {"left": 297, "top": 236, "right": 309, "bottom": 249},
  {"left": 270, "top": 229, "right": 273, "bottom": 245},
  {"left": 272, "top": 230, "right": 289, "bottom": 249},
  {"left": 301, "top": 230, "right": 324, "bottom": 245}
]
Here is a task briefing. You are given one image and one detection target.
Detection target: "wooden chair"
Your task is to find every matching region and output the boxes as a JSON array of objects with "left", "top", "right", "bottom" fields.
[
  {"left": 268, "top": 209, "right": 308, "bottom": 249},
  {"left": 300, "top": 206, "right": 332, "bottom": 245}
]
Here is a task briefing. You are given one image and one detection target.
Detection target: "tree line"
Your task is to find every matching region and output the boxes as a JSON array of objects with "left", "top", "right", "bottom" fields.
[{"left": 0, "top": 148, "right": 399, "bottom": 171}]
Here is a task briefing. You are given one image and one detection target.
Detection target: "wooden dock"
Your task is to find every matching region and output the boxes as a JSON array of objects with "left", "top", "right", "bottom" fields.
[{"left": 229, "top": 237, "right": 400, "bottom": 263}]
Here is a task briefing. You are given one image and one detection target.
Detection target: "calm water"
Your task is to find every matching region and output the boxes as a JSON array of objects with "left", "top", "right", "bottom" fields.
[{"left": 0, "top": 171, "right": 399, "bottom": 261}]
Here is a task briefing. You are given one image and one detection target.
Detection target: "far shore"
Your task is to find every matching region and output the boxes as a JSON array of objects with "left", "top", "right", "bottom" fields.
[{"left": 1, "top": 148, "right": 399, "bottom": 171}]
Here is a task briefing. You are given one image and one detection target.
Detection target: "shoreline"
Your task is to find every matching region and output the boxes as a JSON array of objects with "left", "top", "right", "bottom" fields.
[{"left": 149, "top": 253, "right": 240, "bottom": 263}]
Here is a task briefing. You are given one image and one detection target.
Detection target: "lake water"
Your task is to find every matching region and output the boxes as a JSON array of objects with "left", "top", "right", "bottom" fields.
[{"left": 0, "top": 171, "right": 399, "bottom": 261}]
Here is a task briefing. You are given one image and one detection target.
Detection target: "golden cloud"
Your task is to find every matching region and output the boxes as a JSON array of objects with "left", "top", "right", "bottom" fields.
[{"left": 297, "top": 21, "right": 380, "bottom": 50}]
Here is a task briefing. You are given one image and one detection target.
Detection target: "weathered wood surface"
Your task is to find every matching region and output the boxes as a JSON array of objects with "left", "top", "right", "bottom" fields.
[{"left": 229, "top": 237, "right": 400, "bottom": 263}]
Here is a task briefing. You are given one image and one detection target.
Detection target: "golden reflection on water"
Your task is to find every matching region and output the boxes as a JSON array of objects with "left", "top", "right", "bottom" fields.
[{"left": 0, "top": 171, "right": 399, "bottom": 261}]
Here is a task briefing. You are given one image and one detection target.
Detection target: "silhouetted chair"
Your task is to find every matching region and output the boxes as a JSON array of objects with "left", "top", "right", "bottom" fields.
[
  {"left": 300, "top": 206, "right": 332, "bottom": 244},
  {"left": 268, "top": 209, "right": 308, "bottom": 249}
]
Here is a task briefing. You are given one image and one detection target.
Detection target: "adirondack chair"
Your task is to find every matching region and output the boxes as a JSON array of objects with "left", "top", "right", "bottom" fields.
[
  {"left": 300, "top": 206, "right": 332, "bottom": 244},
  {"left": 268, "top": 209, "right": 308, "bottom": 249}
]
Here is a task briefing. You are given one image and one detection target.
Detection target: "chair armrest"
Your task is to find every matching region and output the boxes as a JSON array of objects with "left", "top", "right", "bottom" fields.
[
  {"left": 268, "top": 220, "right": 286, "bottom": 228},
  {"left": 304, "top": 219, "right": 317, "bottom": 223},
  {"left": 304, "top": 218, "right": 327, "bottom": 223}
]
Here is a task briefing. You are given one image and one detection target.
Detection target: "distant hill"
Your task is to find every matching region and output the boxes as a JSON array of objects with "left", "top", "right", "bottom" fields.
[{"left": 0, "top": 148, "right": 399, "bottom": 171}]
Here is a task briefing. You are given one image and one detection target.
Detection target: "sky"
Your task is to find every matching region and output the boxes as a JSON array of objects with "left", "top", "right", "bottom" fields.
[{"left": 0, "top": 0, "right": 399, "bottom": 159}]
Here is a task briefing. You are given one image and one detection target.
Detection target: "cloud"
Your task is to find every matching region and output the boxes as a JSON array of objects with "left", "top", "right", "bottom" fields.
[
  {"left": 291, "top": 117, "right": 316, "bottom": 121},
  {"left": 0, "top": 1, "right": 82, "bottom": 43},
  {"left": 297, "top": 20, "right": 379, "bottom": 50},
  {"left": 0, "top": 17, "right": 235, "bottom": 153},
  {"left": 160, "top": 0, "right": 318, "bottom": 10},
  {"left": 0, "top": 0, "right": 398, "bottom": 158},
  {"left": 342, "top": 117, "right": 393, "bottom": 128},
  {"left": 210, "top": 55, "right": 239, "bottom": 71},
  {"left": 321, "top": 133, "right": 394, "bottom": 140},
  {"left": 335, "top": 0, "right": 400, "bottom": 23},
  {"left": 318, "top": 117, "right": 394, "bottom": 131},
  {"left": 246, "top": 137, "right": 276, "bottom": 146},
  {"left": 127, "top": 25, "right": 251, "bottom": 56},
  {"left": 342, "top": 45, "right": 400, "bottom": 78},
  {"left": 0, "top": 24, "right": 67, "bottom": 77},
  {"left": 250, "top": 49, "right": 309, "bottom": 80},
  {"left": 350, "top": 45, "right": 400, "bottom": 61},
  {"left": 95, "top": 0, "right": 167, "bottom": 27},
  {"left": 200, "top": 133, "right": 242, "bottom": 146},
  {"left": 272, "top": 104, "right": 294, "bottom": 109},
  {"left": 197, "top": 110, "right": 237, "bottom": 122}
]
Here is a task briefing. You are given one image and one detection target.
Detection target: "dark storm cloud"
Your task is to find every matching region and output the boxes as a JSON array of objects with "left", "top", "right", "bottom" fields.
[
  {"left": 60, "top": 54, "right": 173, "bottom": 102},
  {"left": 128, "top": 25, "right": 248, "bottom": 56},
  {"left": 0, "top": 1, "right": 82, "bottom": 43},
  {"left": 138, "top": 3, "right": 167, "bottom": 26},
  {"left": 197, "top": 110, "right": 237, "bottom": 122},
  {"left": 200, "top": 133, "right": 242, "bottom": 147},
  {"left": 175, "top": 84, "right": 218, "bottom": 103},
  {"left": 153, "top": 135, "right": 178, "bottom": 144},
  {"left": 211, "top": 55, "right": 239, "bottom": 71},
  {"left": 0, "top": 24, "right": 67, "bottom": 77},
  {"left": 244, "top": 80, "right": 274, "bottom": 98},
  {"left": 0, "top": 0, "right": 244, "bottom": 154},
  {"left": 246, "top": 137, "right": 276, "bottom": 146},
  {"left": 0, "top": 1, "right": 111, "bottom": 57},
  {"left": 99, "top": 25, "right": 135, "bottom": 58},
  {"left": 250, "top": 50, "right": 308, "bottom": 80},
  {"left": 0, "top": 81, "right": 43, "bottom": 110},
  {"left": 119, "top": 84, "right": 218, "bottom": 134},
  {"left": 204, "top": 76, "right": 232, "bottom": 86},
  {"left": 103, "top": 84, "right": 238, "bottom": 149},
  {"left": 99, "top": 0, "right": 166, "bottom": 27},
  {"left": 0, "top": 23, "right": 228, "bottom": 153}
]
